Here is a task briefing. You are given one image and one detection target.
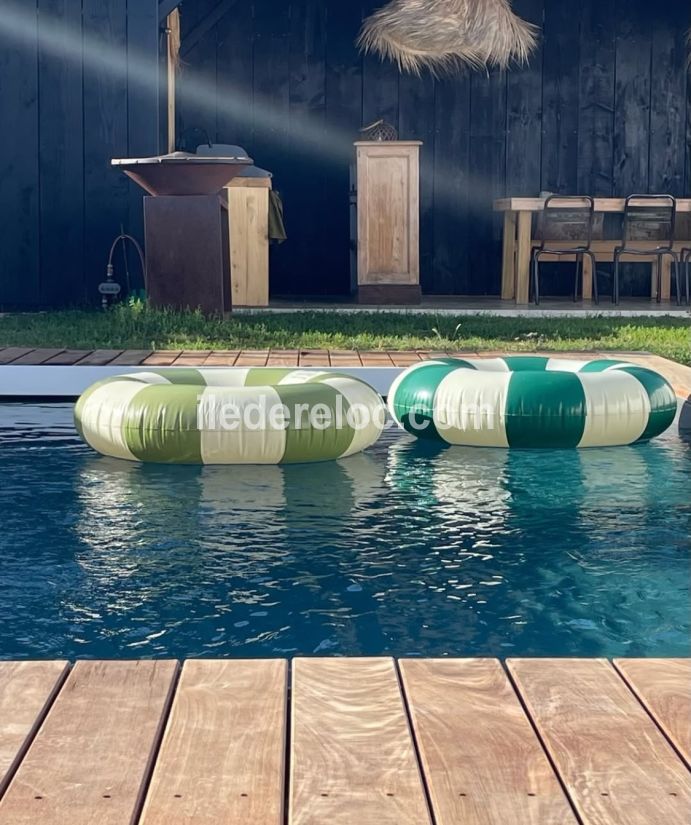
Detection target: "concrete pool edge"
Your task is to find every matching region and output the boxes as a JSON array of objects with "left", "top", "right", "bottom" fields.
[
  {"left": 0, "top": 351, "right": 689, "bottom": 409},
  {"left": 0, "top": 364, "right": 400, "bottom": 398}
]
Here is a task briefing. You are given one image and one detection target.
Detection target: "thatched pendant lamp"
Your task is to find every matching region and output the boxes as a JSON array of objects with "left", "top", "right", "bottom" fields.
[{"left": 358, "top": 0, "right": 539, "bottom": 75}]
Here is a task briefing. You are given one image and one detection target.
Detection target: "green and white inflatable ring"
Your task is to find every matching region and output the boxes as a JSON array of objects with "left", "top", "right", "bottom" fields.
[
  {"left": 75, "top": 368, "right": 386, "bottom": 464},
  {"left": 388, "top": 356, "right": 677, "bottom": 448}
]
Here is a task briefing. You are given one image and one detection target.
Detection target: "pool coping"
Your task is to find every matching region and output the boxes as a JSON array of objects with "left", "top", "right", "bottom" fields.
[{"left": 1, "top": 350, "right": 690, "bottom": 402}]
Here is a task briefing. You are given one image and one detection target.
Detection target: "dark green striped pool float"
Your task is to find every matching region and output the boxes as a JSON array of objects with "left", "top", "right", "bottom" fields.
[
  {"left": 75, "top": 368, "right": 385, "bottom": 464},
  {"left": 388, "top": 356, "right": 677, "bottom": 448}
]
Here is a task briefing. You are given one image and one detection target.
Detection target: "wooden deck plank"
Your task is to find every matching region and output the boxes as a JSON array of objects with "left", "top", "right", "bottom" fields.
[
  {"left": 140, "top": 660, "right": 287, "bottom": 825},
  {"left": 399, "top": 659, "right": 577, "bottom": 825},
  {"left": 451, "top": 350, "right": 492, "bottom": 358},
  {"left": 142, "top": 351, "right": 183, "bottom": 366},
  {"left": 329, "top": 350, "right": 363, "bottom": 366},
  {"left": 613, "top": 659, "right": 691, "bottom": 768},
  {"left": 0, "top": 660, "right": 178, "bottom": 825},
  {"left": 0, "top": 348, "right": 35, "bottom": 364},
  {"left": 0, "top": 662, "right": 69, "bottom": 796},
  {"left": 9, "top": 348, "right": 64, "bottom": 365},
  {"left": 203, "top": 350, "right": 240, "bottom": 366},
  {"left": 507, "top": 658, "right": 691, "bottom": 825},
  {"left": 387, "top": 351, "right": 423, "bottom": 367},
  {"left": 172, "top": 351, "right": 212, "bottom": 366},
  {"left": 289, "top": 658, "right": 431, "bottom": 825},
  {"left": 75, "top": 349, "right": 124, "bottom": 365},
  {"left": 235, "top": 350, "right": 270, "bottom": 366},
  {"left": 298, "top": 349, "right": 331, "bottom": 367},
  {"left": 108, "top": 349, "right": 153, "bottom": 366},
  {"left": 42, "top": 349, "right": 92, "bottom": 365},
  {"left": 266, "top": 349, "right": 300, "bottom": 366},
  {"left": 419, "top": 350, "right": 462, "bottom": 361},
  {"left": 358, "top": 351, "right": 395, "bottom": 366}
]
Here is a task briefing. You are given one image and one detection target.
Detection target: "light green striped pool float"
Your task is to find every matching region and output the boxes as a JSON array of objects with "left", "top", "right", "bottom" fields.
[
  {"left": 388, "top": 356, "right": 677, "bottom": 448},
  {"left": 75, "top": 369, "right": 385, "bottom": 464}
]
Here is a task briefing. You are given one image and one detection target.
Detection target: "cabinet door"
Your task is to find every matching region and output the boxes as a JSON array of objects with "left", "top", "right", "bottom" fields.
[{"left": 357, "top": 143, "right": 420, "bottom": 285}]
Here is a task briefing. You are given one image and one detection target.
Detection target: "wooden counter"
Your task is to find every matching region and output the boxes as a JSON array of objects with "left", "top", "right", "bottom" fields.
[{"left": 226, "top": 177, "right": 272, "bottom": 307}]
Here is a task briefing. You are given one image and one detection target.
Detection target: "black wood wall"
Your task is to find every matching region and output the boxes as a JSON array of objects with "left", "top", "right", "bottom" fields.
[
  {"left": 178, "top": 0, "right": 691, "bottom": 297},
  {"left": 0, "top": 0, "right": 689, "bottom": 307},
  {"left": 0, "top": 0, "right": 159, "bottom": 309}
]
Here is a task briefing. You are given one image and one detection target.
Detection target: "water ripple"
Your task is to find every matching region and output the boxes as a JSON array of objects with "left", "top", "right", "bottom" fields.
[{"left": 0, "top": 402, "right": 689, "bottom": 659}]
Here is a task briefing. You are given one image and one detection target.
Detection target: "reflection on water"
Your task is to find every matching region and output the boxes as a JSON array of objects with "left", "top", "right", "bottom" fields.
[{"left": 0, "top": 403, "right": 689, "bottom": 659}]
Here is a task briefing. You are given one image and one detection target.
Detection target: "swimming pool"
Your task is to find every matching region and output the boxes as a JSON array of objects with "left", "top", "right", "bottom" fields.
[{"left": 1, "top": 402, "right": 689, "bottom": 660}]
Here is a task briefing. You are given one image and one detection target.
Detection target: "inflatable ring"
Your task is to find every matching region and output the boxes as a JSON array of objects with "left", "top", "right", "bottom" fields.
[
  {"left": 388, "top": 356, "right": 677, "bottom": 448},
  {"left": 75, "top": 368, "right": 385, "bottom": 464}
]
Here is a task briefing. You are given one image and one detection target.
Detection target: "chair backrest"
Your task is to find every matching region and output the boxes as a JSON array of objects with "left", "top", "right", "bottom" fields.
[
  {"left": 623, "top": 195, "right": 676, "bottom": 244},
  {"left": 539, "top": 196, "right": 595, "bottom": 245}
]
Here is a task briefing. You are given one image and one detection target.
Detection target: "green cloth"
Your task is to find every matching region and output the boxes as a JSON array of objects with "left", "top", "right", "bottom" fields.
[{"left": 269, "top": 190, "right": 287, "bottom": 243}]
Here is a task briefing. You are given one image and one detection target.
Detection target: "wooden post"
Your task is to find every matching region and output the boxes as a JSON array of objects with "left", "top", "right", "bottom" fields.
[
  {"left": 166, "top": 10, "right": 180, "bottom": 153},
  {"left": 660, "top": 256, "right": 672, "bottom": 302},
  {"left": 582, "top": 254, "right": 593, "bottom": 301},
  {"left": 355, "top": 141, "right": 422, "bottom": 304},
  {"left": 501, "top": 211, "right": 517, "bottom": 300},
  {"left": 515, "top": 210, "right": 532, "bottom": 305},
  {"left": 651, "top": 260, "right": 659, "bottom": 300}
]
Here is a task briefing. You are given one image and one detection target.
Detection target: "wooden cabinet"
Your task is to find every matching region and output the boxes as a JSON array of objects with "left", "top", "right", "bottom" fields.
[
  {"left": 355, "top": 141, "right": 422, "bottom": 304},
  {"left": 226, "top": 177, "right": 271, "bottom": 307}
]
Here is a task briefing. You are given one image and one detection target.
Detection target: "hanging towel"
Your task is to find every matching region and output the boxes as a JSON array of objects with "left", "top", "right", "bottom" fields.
[{"left": 269, "top": 190, "right": 287, "bottom": 244}]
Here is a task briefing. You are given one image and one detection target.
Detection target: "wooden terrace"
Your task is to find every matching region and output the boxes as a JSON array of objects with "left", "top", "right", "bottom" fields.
[
  {"left": 1, "top": 349, "right": 690, "bottom": 408},
  {"left": 0, "top": 658, "right": 688, "bottom": 824},
  {"left": 0, "top": 347, "right": 689, "bottom": 378}
]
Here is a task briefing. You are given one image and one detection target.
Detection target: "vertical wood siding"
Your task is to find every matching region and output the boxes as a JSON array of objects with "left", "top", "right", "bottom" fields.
[
  {"left": 0, "top": 1, "right": 40, "bottom": 306},
  {"left": 175, "top": 0, "right": 690, "bottom": 297},
  {"left": 0, "top": 0, "right": 159, "bottom": 309},
  {"left": 0, "top": 0, "right": 689, "bottom": 306}
]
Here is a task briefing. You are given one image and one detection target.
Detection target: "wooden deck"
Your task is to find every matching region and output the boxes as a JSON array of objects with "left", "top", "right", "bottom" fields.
[
  {"left": 0, "top": 658, "right": 688, "bottom": 824},
  {"left": 0, "top": 347, "right": 688, "bottom": 375},
  {"left": 0, "top": 347, "right": 431, "bottom": 368},
  {"left": 1, "top": 349, "right": 689, "bottom": 402}
]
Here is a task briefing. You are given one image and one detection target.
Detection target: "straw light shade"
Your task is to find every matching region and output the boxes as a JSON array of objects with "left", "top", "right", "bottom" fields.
[{"left": 358, "top": 0, "right": 539, "bottom": 75}]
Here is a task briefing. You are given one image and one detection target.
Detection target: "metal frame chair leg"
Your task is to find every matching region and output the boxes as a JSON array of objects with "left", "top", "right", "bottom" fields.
[
  {"left": 574, "top": 254, "right": 581, "bottom": 302},
  {"left": 656, "top": 254, "right": 663, "bottom": 304}
]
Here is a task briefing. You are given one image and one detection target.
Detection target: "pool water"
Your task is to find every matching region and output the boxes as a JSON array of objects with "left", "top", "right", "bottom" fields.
[{"left": 0, "top": 403, "right": 689, "bottom": 660}]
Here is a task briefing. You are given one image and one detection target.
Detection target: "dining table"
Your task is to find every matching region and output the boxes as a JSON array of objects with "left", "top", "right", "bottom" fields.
[{"left": 493, "top": 197, "right": 691, "bottom": 305}]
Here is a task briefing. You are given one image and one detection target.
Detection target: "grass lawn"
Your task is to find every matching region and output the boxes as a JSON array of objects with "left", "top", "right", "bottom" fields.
[{"left": 1, "top": 305, "right": 689, "bottom": 364}]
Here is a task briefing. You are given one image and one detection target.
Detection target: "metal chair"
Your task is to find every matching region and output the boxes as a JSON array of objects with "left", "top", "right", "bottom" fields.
[
  {"left": 613, "top": 195, "right": 681, "bottom": 305},
  {"left": 532, "top": 196, "right": 598, "bottom": 305},
  {"left": 682, "top": 248, "right": 691, "bottom": 305}
]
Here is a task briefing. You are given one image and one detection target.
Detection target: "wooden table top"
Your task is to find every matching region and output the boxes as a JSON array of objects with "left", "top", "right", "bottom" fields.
[
  {"left": 0, "top": 657, "right": 688, "bottom": 824},
  {"left": 494, "top": 197, "right": 691, "bottom": 212},
  {"left": 226, "top": 176, "right": 272, "bottom": 188}
]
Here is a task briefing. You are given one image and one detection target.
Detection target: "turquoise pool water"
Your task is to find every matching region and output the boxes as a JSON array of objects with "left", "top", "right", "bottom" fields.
[{"left": 0, "top": 403, "right": 689, "bottom": 659}]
